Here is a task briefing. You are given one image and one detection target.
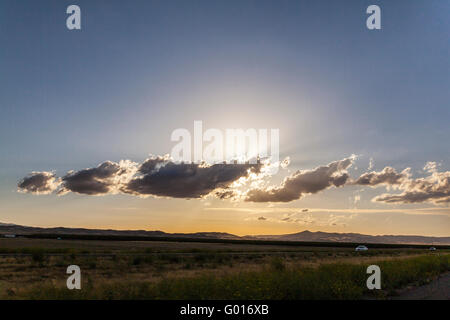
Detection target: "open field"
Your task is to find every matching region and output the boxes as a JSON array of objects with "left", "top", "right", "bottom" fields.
[{"left": 0, "top": 238, "right": 448, "bottom": 299}]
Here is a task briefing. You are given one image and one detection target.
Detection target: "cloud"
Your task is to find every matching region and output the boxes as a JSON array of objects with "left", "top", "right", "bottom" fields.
[
  {"left": 138, "top": 155, "right": 169, "bottom": 174},
  {"left": 423, "top": 161, "right": 439, "bottom": 173},
  {"left": 280, "top": 157, "right": 290, "bottom": 169},
  {"left": 211, "top": 206, "right": 450, "bottom": 216},
  {"left": 353, "top": 167, "right": 410, "bottom": 187},
  {"left": 368, "top": 157, "right": 374, "bottom": 170},
  {"left": 352, "top": 163, "right": 450, "bottom": 205},
  {"left": 18, "top": 155, "right": 450, "bottom": 206},
  {"left": 18, "top": 172, "right": 61, "bottom": 194},
  {"left": 245, "top": 210, "right": 357, "bottom": 227},
  {"left": 373, "top": 169, "right": 450, "bottom": 204},
  {"left": 58, "top": 160, "right": 137, "bottom": 195},
  {"left": 19, "top": 156, "right": 261, "bottom": 200},
  {"left": 245, "top": 156, "right": 355, "bottom": 202},
  {"left": 125, "top": 158, "right": 261, "bottom": 198},
  {"left": 214, "top": 190, "right": 236, "bottom": 200}
]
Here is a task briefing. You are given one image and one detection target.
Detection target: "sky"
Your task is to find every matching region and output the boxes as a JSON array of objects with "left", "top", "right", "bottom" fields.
[{"left": 0, "top": 0, "right": 449, "bottom": 236}]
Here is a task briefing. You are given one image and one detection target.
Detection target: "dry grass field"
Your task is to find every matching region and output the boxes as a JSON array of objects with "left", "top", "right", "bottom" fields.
[{"left": 0, "top": 238, "right": 448, "bottom": 299}]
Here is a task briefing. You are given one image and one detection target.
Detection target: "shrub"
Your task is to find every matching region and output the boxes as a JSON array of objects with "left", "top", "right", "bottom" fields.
[
  {"left": 31, "top": 251, "right": 44, "bottom": 264},
  {"left": 132, "top": 256, "right": 142, "bottom": 265},
  {"left": 269, "top": 256, "right": 286, "bottom": 272}
]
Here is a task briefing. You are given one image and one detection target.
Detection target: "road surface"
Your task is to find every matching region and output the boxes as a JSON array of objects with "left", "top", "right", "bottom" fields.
[{"left": 393, "top": 272, "right": 450, "bottom": 300}]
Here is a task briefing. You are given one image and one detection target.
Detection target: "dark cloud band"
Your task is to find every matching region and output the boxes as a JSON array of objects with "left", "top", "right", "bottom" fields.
[
  {"left": 18, "top": 156, "right": 450, "bottom": 205},
  {"left": 18, "top": 172, "right": 60, "bottom": 195},
  {"left": 18, "top": 156, "right": 261, "bottom": 200},
  {"left": 245, "top": 156, "right": 355, "bottom": 202},
  {"left": 125, "top": 161, "right": 260, "bottom": 198}
]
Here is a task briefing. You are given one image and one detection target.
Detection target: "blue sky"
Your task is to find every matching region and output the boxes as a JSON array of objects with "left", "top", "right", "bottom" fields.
[{"left": 1, "top": 1, "right": 449, "bottom": 236}]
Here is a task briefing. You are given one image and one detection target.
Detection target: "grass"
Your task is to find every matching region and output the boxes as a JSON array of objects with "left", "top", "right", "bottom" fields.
[{"left": 3, "top": 253, "right": 448, "bottom": 300}]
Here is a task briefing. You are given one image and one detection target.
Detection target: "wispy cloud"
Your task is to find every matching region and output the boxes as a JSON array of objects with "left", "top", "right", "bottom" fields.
[
  {"left": 206, "top": 206, "right": 450, "bottom": 216},
  {"left": 244, "top": 210, "right": 358, "bottom": 227}
]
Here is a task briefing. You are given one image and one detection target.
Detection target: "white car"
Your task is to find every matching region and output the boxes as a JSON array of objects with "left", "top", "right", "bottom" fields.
[
  {"left": 429, "top": 247, "right": 436, "bottom": 251},
  {"left": 355, "top": 245, "right": 368, "bottom": 252}
]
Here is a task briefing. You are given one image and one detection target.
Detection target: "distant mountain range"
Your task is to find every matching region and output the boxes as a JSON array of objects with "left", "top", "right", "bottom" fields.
[
  {"left": 1, "top": 222, "right": 449, "bottom": 245},
  {"left": 242, "top": 231, "right": 450, "bottom": 245}
]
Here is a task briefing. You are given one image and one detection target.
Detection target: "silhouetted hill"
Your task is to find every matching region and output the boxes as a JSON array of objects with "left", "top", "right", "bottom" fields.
[
  {"left": 0, "top": 223, "right": 449, "bottom": 245},
  {"left": 0, "top": 223, "right": 240, "bottom": 240}
]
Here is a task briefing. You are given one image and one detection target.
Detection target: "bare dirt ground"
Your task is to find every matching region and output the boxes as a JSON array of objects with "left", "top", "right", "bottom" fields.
[{"left": 393, "top": 272, "right": 450, "bottom": 300}]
